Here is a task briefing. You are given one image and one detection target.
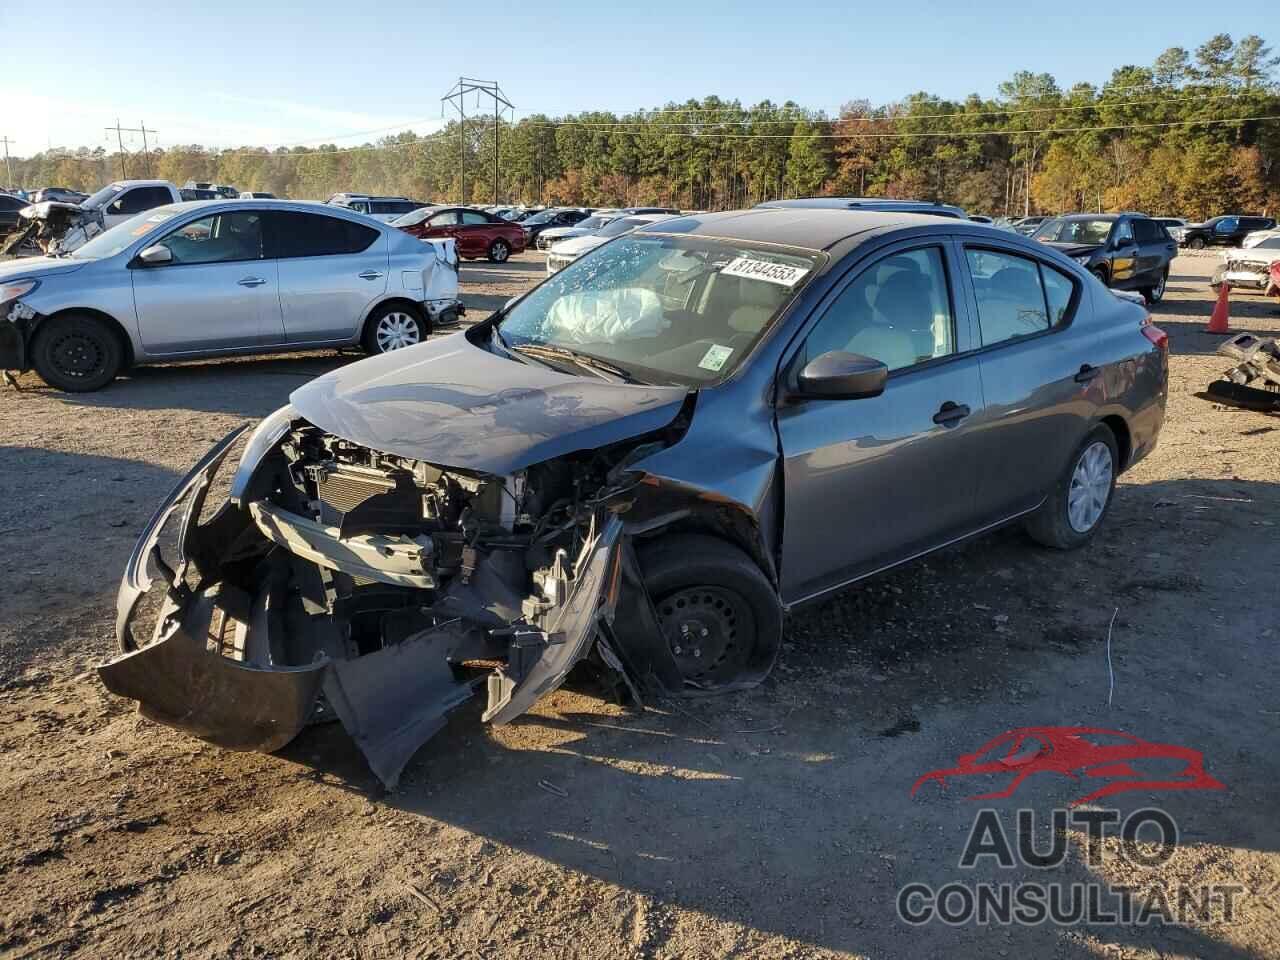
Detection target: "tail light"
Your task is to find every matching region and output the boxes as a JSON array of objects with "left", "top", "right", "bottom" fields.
[{"left": 1140, "top": 316, "right": 1168, "bottom": 352}]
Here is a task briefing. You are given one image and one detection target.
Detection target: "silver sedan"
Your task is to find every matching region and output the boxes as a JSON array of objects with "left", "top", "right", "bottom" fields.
[{"left": 0, "top": 199, "right": 461, "bottom": 391}]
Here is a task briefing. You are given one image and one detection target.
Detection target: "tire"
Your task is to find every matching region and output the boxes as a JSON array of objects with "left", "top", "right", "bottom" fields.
[
  {"left": 1024, "top": 423, "right": 1120, "bottom": 550},
  {"left": 1188, "top": 237, "right": 1206, "bottom": 250},
  {"left": 637, "top": 533, "right": 782, "bottom": 689},
  {"left": 1143, "top": 268, "right": 1168, "bottom": 303},
  {"left": 487, "top": 238, "right": 510, "bottom": 263},
  {"left": 30, "top": 313, "right": 123, "bottom": 392},
  {"left": 361, "top": 303, "right": 427, "bottom": 355},
  {"left": 1090, "top": 267, "right": 1109, "bottom": 286}
]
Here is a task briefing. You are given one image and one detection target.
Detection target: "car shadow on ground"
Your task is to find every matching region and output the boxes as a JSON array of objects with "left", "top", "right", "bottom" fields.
[{"left": 276, "top": 474, "right": 1279, "bottom": 959}]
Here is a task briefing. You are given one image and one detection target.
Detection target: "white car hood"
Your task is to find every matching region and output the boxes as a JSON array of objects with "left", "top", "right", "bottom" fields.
[
  {"left": 1222, "top": 246, "right": 1280, "bottom": 266},
  {"left": 549, "top": 234, "right": 609, "bottom": 258},
  {"left": 539, "top": 226, "right": 591, "bottom": 244}
]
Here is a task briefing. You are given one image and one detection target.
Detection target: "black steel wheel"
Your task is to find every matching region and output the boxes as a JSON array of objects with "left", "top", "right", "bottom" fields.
[{"left": 31, "top": 313, "right": 123, "bottom": 392}]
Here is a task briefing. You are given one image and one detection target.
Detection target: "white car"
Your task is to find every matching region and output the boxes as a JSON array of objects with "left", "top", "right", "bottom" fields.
[
  {"left": 535, "top": 212, "right": 628, "bottom": 251},
  {"left": 329, "top": 194, "right": 427, "bottom": 224},
  {"left": 1215, "top": 235, "right": 1280, "bottom": 291},
  {"left": 546, "top": 214, "right": 677, "bottom": 274},
  {"left": 1242, "top": 229, "right": 1280, "bottom": 249}
]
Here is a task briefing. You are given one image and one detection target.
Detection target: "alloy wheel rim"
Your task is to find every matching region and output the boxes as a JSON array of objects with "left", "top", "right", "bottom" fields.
[
  {"left": 493, "top": 241, "right": 508, "bottom": 261},
  {"left": 375, "top": 313, "right": 420, "bottom": 352},
  {"left": 1154, "top": 273, "right": 1165, "bottom": 297},
  {"left": 1067, "top": 441, "right": 1113, "bottom": 533}
]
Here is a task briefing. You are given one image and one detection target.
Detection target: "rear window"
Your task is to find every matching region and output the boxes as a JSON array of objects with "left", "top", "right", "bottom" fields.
[{"left": 268, "top": 212, "right": 379, "bottom": 257}]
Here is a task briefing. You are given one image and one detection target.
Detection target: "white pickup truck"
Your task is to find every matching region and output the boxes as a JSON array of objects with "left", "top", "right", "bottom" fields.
[{"left": 2, "top": 179, "right": 183, "bottom": 256}]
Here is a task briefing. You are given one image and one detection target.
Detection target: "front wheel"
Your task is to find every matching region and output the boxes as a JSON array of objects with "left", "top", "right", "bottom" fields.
[
  {"left": 487, "top": 239, "right": 510, "bottom": 263},
  {"left": 638, "top": 534, "right": 782, "bottom": 690},
  {"left": 1143, "top": 269, "right": 1168, "bottom": 303},
  {"left": 31, "top": 313, "right": 123, "bottom": 392},
  {"left": 1188, "top": 237, "right": 1206, "bottom": 250},
  {"left": 362, "top": 304, "right": 427, "bottom": 355},
  {"left": 1024, "top": 424, "right": 1119, "bottom": 550},
  {"left": 1090, "top": 267, "right": 1109, "bottom": 286}
]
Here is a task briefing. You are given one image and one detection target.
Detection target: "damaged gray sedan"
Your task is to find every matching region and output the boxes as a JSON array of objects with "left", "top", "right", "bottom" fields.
[{"left": 99, "top": 210, "right": 1168, "bottom": 786}]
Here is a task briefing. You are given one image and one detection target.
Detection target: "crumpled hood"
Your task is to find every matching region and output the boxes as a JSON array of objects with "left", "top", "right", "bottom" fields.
[
  {"left": 289, "top": 331, "right": 689, "bottom": 475},
  {"left": 0, "top": 255, "right": 90, "bottom": 283},
  {"left": 1043, "top": 242, "right": 1102, "bottom": 259},
  {"left": 550, "top": 234, "right": 608, "bottom": 257},
  {"left": 539, "top": 226, "right": 591, "bottom": 244},
  {"left": 19, "top": 199, "right": 88, "bottom": 220}
]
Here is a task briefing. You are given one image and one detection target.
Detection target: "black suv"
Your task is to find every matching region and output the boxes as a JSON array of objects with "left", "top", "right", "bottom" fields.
[
  {"left": 0, "top": 193, "right": 27, "bottom": 237},
  {"left": 1180, "top": 215, "right": 1275, "bottom": 249},
  {"left": 1033, "top": 214, "right": 1176, "bottom": 302}
]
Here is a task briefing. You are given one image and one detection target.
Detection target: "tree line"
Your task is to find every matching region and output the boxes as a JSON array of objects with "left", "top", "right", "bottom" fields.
[{"left": 9, "top": 33, "right": 1279, "bottom": 220}]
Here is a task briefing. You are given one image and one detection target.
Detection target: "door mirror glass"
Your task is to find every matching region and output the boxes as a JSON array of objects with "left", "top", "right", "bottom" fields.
[
  {"left": 795, "top": 351, "right": 887, "bottom": 400},
  {"left": 137, "top": 243, "right": 173, "bottom": 265}
]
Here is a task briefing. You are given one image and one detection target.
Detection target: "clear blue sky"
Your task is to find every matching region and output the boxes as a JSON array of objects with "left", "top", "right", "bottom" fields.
[{"left": 1, "top": 0, "right": 1269, "bottom": 155}]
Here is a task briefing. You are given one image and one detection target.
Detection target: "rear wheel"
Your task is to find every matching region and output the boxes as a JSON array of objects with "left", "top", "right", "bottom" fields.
[
  {"left": 487, "top": 239, "right": 510, "bottom": 263},
  {"left": 362, "top": 303, "right": 427, "bottom": 355},
  {"left": 31, "top": 313, "right": 123, "bottom": 392},
  {"left": 1188, "top": 237, "right": 1206, "bottom": 250},
  {"left": 1143, "top": 269, "right": 1167, "bottom": 303},
  {"left": 638, "top": 534, "right": 781, "bottom": 689},
  {"left": 1090, "top": 266, "right": 1109, "bottom": 286},
  {"left": 1024, "top": 424, "right": 1119, "bottom": 550}
]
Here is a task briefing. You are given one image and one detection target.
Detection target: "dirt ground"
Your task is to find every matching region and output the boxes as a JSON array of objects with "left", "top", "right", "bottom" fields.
[{"left": 1, "top": 251, "right": 1277, "bottom": 960}]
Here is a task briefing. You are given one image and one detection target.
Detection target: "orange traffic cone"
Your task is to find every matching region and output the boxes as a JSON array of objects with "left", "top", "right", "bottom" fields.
[{"left": 1207, "top": 281, "right": 1230, "bottom": 334}]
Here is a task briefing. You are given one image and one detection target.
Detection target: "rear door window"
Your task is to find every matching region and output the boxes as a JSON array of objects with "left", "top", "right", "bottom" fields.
[
  {"left": 117, "top": 187, "right": 172, "bottom": 215},
  {"left": 965, "top": 249, "right": 1055, "bottom": 346},
  {"left": 267, "top": 212, "right": 379, "bottom": 258}
]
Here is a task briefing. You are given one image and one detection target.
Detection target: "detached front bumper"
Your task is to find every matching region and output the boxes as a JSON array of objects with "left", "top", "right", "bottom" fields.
[{"left": 97, "top": 428, "right": 628, "bottom": 788}]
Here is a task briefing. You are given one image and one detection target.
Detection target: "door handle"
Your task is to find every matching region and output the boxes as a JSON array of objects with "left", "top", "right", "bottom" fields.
[
  {"left": 932, "top": 401, "right": 971, "bottom": 426},
  {"left": 358, "top": 270, "right": 384, "bottom": 281},
  {"left": 1074, "top": 364, "right": 1100, "bottom": 384},
  {"left": 237, "top": 276, "right": 267, "bottom": 287}
]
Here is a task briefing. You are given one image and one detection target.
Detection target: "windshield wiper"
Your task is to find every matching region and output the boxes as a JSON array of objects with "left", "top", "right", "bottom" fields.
[{"left": 511, "top": 343, "right": 642, "bottom": 384}]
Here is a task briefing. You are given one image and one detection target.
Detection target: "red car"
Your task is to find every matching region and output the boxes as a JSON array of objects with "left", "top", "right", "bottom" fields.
[{"left": 393, "top": 206, "right": 527, "bottom": 263}]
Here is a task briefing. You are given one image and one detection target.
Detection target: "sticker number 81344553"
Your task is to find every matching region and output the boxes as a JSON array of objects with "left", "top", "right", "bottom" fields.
[{"left": 720, "top": 256, "right": 810, "bottom": 287}]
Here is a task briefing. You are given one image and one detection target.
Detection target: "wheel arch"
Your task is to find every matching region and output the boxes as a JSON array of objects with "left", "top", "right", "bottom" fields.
[
  {"left": 42, "top": 307, "right": 136, "bottom": 369},
  {"left": 358, "top": 297, "right": 429, "bottom": 342},
  {"left": 1099, "top": 413, "right": 1132, "bottom": 471}
]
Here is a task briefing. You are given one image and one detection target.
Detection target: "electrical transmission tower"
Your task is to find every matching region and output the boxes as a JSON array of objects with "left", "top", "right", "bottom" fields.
[
  {"left": 441, "top": 78, "right": 513, "bottom": 205},
  {"left": 105, "top": 119, "right": 158, "bottom": 179}
]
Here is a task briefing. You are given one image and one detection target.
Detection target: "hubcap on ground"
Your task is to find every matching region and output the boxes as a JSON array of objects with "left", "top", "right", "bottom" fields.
[
  {"left": 656, "top": 586, "right": 752, "bottom": 685},
  {"left": 1067, "top": 440, "right": 1113, "bottom": 533},
  {"left": 375, "top": 313, "right": 420, "bottom": 352},
  {"left": 51, "top": 333, "right": 103, "bottom": 378}
]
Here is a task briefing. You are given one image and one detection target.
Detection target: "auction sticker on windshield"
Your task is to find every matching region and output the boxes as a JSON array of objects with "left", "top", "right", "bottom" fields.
[
  {"left": 698, "top": 344, "right": 734, "bottom": 372},
  {"left": 720, "top": 256, "right": 809, "bottom": 287}
]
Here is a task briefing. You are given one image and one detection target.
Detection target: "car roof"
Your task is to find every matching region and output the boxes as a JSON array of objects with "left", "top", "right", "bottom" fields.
[
  {"left": 1055, "top": 213, "right": 1123, "bottom": 222},
  {"left": 634, "top": 207, "right": 954, "bottom": 251},
  {"left": 154, "top": 198, "right": 392, "bottom": 221}
]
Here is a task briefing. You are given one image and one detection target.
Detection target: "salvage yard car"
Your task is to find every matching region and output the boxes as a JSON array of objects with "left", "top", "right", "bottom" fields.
[
  {"left": 1032, "top": 213, "right": 1175, "bottom": 302},
  {"left": 97, "top": 208, "right": 1168, "bottom": 788},
  {"left": 0, "top": 199, "right": 461, "bottom": 391},
  {"left": 2, "top": 179, "right": 184, "bottom": 257},
  {"left": 1179, "top": 215, "right": 1276, "bottom": 250},
  {"left": 546, "top": 213, "right": 676, "bottom": 274},
  {"left": 1211, "top": 234, "right": 1280, "bottom": 292},
  {"left": 393, "top": 205, "right": 528, "bottom": 263}
]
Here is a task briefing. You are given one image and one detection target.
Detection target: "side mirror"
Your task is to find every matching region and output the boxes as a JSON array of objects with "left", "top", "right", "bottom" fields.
[
  {"left": 137, "top": 244, "right": 173, "bottom": 266},
  {"left": 794, "top": 351, "right": 888, "bottom": 400}
]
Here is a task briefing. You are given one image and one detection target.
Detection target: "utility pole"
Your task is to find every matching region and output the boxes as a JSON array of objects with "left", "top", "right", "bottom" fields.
[
  {"left": 105, "top": 119, "right": 158, "bottom": 180},
  {"left": 0, "top": 137, "right": 14, "bottom": 186},
  {"left": 441, "top": 78, "right": 513, "bottom": 206}
]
